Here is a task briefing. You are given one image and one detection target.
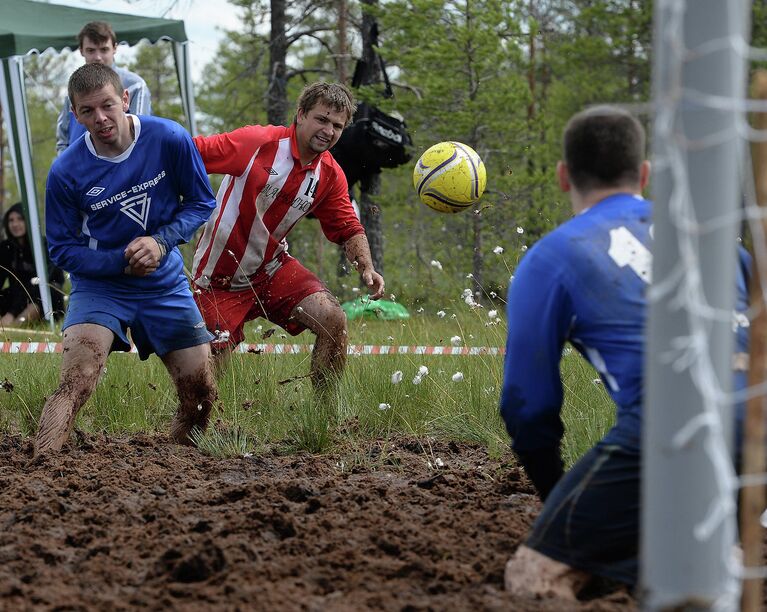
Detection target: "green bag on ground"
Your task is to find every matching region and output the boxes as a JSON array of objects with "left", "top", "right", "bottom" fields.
[{"left": 341, "top": 298, "right": 410, "bottom": 320}]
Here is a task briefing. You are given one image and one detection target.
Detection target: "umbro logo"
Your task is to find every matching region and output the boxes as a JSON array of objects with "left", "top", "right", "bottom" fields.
[
  {"left": 263, "top": 167, "right": 278, "bottom": 176},
  {"left": 120, "top": 193, "right": 152, "bottom": 230},
  {"left": 86, "top": 186, "right": 105, "bottom": 196}
]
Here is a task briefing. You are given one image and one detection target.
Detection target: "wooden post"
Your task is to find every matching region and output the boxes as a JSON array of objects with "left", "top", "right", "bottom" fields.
[{"left": 741, "top": 68, "right": 767, "bottom": 612}]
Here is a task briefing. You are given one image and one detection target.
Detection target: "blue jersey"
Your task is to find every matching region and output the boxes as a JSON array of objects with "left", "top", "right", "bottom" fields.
[
  {"left": 501, "top": 193, "right": 652, "bottom": 454},
  {"left": 45, "top": 115, "right": 216, "bottom": 296},
  {"left": 500, "top": 193, "right": 751, "bottom": 457}
]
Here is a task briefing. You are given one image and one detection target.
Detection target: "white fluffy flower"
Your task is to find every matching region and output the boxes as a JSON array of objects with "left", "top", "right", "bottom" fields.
[
  {"left": 418, "top": 365, "right": 429, "bottom": 376},
  {"left": 430, "top": 260, "right": 443, "bottom": 270},
  {"left": 30, "top": 277, "right": 40, "bottom": 286},
  {"left": 391, "top": 370, "right": 403, "bottom": 384},
  {"left": 378, "top": 403, "right": 391, "bottom": 411},
  {"left": 437, "top": 310, "right": 446, "bottom": 318},
  {"left": 452, "top": 372, "right": 464, "bottom": 382},
  {"left": 215, "top": 329, "right": 231, "bottom": 342},
  {"left": 352, "top": 287, "right": 360, "bottom": 293},
  {"left": 493, "top": 246, "right": 504, "bottom": 255},
  {"left": 417, "top": 307, "right": 424, "bottom": 313},
  {"left": 488, "top": 310, "right": 498, "bottom": 319},
  {"left": 412, "top": 375, "right": 423, "bottom": 385},
  {"left": 435, "top": 457, "right": 445, "bottom": 467},
  {"left": 521, "top": 245, "right": 528, "bottom": 252},
  {"left": 450, "top": 335, "right": 462, "bottom": 346},
  {"left": 516, "top": 226, "right": 524, "bottom": 234}
]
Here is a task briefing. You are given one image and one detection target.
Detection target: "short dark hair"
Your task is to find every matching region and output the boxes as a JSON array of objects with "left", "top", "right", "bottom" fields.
[
  {"left": 563, "top": 105, "right": 646, "bottom": 192},
  {"left": 78, "top": 21, "right": 117, "bottom": 48},
  {"left": 296, "top": 82, "right": 356, "bottom": 126},
  {"left": 68, "top": 63, "right": 123, "bottom": 107}
]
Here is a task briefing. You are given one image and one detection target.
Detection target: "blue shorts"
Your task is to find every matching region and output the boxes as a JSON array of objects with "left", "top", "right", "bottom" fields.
[
  {"left": 526, "top": 441, "right": 640, "bottom": 586},
  {"left": 63, "top": 286, "right": 215, "bottom": 360}
]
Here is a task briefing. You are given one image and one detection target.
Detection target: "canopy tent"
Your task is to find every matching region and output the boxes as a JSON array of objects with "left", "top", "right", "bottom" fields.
[{"left": 0, "top": 0, "right": 198, "bottom": 322}]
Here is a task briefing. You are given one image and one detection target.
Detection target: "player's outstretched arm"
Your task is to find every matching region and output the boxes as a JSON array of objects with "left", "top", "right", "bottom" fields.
[{"left": 343, "top": 233, "right": 385, "bottom": 300}]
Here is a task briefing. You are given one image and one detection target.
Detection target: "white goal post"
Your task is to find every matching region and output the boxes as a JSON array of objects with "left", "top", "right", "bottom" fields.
[{"left": 643, "top": 0, "right": 752, "bottom": 609}]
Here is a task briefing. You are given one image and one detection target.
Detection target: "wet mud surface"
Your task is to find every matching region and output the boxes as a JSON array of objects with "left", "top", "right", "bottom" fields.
[{"left": 0, "top": 434, "right": 636, "bottom": 611}]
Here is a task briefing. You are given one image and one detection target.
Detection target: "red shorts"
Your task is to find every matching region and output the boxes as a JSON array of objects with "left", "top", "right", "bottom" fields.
[{"left": 194, "top": 254, "right": 328, "bottom": 351}]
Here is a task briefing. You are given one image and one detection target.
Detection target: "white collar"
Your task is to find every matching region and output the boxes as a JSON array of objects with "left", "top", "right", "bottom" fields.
[{"left": 85, "top": 114, "right": 141, "bottom": 163}]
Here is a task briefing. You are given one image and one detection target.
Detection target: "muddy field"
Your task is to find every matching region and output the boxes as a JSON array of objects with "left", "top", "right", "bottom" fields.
[{"left": 0, "top": 434, "right": 636, "bottom": 611}]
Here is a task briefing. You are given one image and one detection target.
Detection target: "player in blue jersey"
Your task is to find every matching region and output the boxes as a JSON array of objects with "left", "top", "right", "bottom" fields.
[
  {"left": 35, "top": 62, "right": 217, "bottom": 456},
  {"left": 501, "top": 105, "right": 751, "bottom": 599}
]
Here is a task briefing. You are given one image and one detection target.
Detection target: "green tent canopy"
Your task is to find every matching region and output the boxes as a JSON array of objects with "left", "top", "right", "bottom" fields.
[{"left": 0, "top": 0, "right": 198, "bottom": 324}]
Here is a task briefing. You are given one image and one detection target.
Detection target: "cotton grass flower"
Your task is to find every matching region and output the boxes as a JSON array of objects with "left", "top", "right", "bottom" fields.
[
  {"left": 516, "top": 226, "right": 524, "bottom": 234},
  {"left": 378, "top": 403, "right": 391, "bottom": 411},
  {"left": 418, "top": 365, "right": 429, "bottom": 376},
  {"left": 488, "top": 310, "right": 498, "bottom": 319},
  {"left": 412, "top": 375, "right": 423, "bottom": 385},
  {"left": 493, "top": 246, "right": 504, "bottom": 255},
  {"left": 391, "top": 370, "right": 403, "bottom": 384},
  {"left": 30, "top": 277, "right": 40, "bottom": 286},
  {"left": 450, "top": 336, "right": 462, "bottom": 346},
  {"left": 437, "top": 310, "right": 446, "bottom": 318},
  {"left": 430, "top": 260, "right": 443, "bottom": 270},
  {"left": 451, "top": 372, "right": 464, "bottom": 382}
]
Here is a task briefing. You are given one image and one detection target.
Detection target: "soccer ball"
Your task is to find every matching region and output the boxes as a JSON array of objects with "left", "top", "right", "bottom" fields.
[{"left": 413, "top": 141, "right": 487, "bottom": 213}]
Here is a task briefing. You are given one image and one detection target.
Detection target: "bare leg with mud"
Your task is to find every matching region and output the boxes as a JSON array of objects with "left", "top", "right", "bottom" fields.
[
  {"left": 505, "top": 545, "right": 591, "bottom": 601},
  {"left": 164, "top": 343, "right": 219, "bottom": 445},
  {"left": 291, "top": 291, "right": 348, "bottom": 397},
  {"left": 34, "top": 324, "right": 113, "bottom": 455}
]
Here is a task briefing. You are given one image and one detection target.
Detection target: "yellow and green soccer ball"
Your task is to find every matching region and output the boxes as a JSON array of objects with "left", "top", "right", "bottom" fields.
[{"left": 413, "top": 141, "right": 487, "bottom": 213}]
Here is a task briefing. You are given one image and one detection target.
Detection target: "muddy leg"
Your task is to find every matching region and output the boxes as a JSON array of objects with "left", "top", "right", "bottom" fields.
[
  {"left": 162, "top": 343, "right": 218, "bottom": 446},
  {"left": 504, "top": 544, "right": 591, "bottom": 601},
  {"left": 291, "top": 291, "right": 347, "bottom": 395},
  {"left": 34, "top": 324, "right": 113, "bottom": 455}
]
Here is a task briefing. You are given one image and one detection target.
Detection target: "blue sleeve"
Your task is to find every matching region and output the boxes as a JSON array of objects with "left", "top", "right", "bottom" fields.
[
  {"left": 45, "top": 166, "right": 127, "bottom": 276},
  {"left": 152, "top": 125, "right": 215, "bottom": 254},
  {"left": 500, "top": 244, "right": 573, "bottom": 455}
]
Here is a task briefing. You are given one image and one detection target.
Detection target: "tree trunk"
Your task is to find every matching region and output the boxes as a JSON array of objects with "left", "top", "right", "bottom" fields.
[
  {"left": 360, "top": 173, "right": 384, "bottom": 274},
  {"left": 267, "top": 0, "right": 289, "bottom": 126},
  {"left": 337, "top": 0, "right": 349, "bottom": 84},
  {"left": 356, "top": 0, "right": 384, "bottom": 275}
]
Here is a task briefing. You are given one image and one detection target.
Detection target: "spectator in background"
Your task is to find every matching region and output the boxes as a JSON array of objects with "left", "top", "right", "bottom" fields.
[
  {"left": 0, "top": 203, "right": 65, "bottom": 326},
  {"left": 55, "top": 20, "right": 151, "bottom": 154}
]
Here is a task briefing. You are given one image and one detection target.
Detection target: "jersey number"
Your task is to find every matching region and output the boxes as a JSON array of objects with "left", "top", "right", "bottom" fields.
[{"left": 608, "top": 226, "right": 652, "bottom": 284}]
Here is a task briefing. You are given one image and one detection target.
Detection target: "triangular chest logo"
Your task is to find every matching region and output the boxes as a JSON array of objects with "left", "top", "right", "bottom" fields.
[{"left": 120, "top": 193, "right": 151, "bottom": 230}]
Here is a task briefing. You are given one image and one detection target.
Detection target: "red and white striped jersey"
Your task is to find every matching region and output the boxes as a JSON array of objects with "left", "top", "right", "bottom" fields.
[{"left": 192, "top": 123, "right": 365, "bottom": 290}]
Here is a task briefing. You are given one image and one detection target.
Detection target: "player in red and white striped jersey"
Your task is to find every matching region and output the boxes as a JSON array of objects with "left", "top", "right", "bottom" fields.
[{"left": 192, "top": 82, "right": 385, "bottom": 392}]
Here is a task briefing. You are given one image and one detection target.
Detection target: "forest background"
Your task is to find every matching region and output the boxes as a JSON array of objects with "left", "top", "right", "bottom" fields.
[{"left": 3, "top": 0, "right": 765, "bottom": 311}]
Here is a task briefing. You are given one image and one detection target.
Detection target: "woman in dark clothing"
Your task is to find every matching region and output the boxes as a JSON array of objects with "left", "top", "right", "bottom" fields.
[{"left": 0, "top": 203, "right": 65, "bottom": 326}]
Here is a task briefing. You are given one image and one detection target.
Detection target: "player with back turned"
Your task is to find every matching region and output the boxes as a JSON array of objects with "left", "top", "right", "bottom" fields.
[{"left": 500, "top": 105, "right": 751, "bottom": 599}]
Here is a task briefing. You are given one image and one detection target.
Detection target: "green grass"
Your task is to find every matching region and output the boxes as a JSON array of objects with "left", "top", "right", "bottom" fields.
[{"left": 0, "top": 315, "right": 615, "bottom": 466}]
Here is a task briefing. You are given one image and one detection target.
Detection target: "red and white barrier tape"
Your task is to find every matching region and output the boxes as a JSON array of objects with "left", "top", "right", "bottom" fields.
[{"left": 0, "top": 342, "right": 504, "bottom": 356}]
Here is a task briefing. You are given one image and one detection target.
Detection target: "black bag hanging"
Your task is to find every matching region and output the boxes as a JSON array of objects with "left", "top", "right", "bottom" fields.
[{"left": 331, "top": 54, "right": 413, "bottom": 187}]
